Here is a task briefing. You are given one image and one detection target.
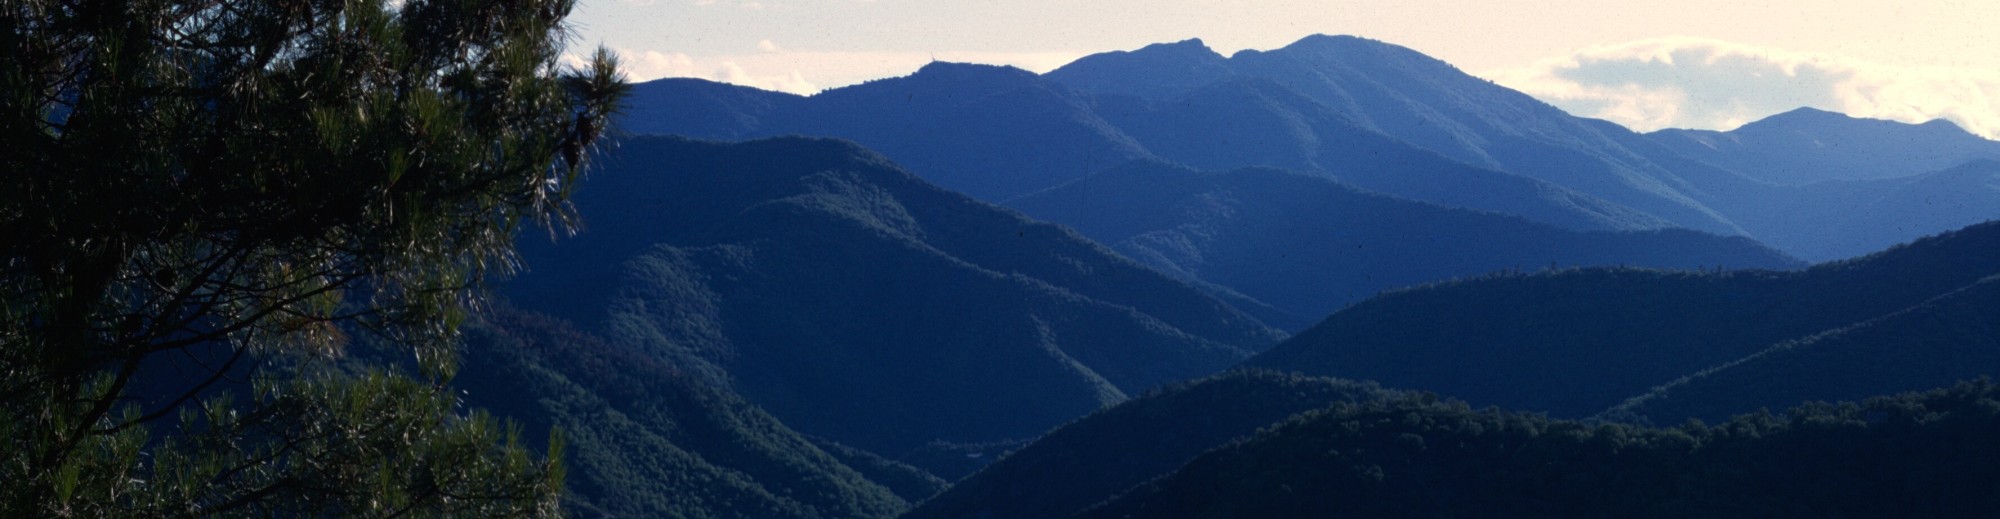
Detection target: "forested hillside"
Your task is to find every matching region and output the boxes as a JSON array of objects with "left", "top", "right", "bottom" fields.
[
  {"left": 622, "top": 34, "right": 2000, "bottom": 263},
  {"left": 457, "top": 310, "right": 925, "bottom": 518},
  {"left": 1083, "top": 381, "right": 2000, "bottom": 518},
  {"left": 1610, "top": 275, "right": 2000, "bottom": 425},
  {"left": 906, "top": 371, "right": 1397, "bottom": 519},
  {"left": 1248, "top": 221, "right": 2000, "bottom": 417},
  {"left": 501, "top": 136, "right": 1282, "bottom": 478}
]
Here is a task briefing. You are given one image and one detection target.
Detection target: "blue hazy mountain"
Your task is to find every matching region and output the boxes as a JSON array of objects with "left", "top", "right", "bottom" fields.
[
  {"left": 617, "top": 33, "right": 1996, "bottom": 268},
  {"left": 1246, "top": 221, "right": 2000, "bottom": 418},
  {"left": 1042, "top": 38, "right": 1240, "bottom": 101},
  {"left": 1051, "top": 35, "right": 1749, "bottom": 237},
  {"left": 622, "top": 62, "right": 1150, "bottom": 202},
  {"left": 502, "top": 136, "right": 1282, "bottom": 476},
  {"left": 1008, "top": 160, "right": 1802, "bottom": 323},
  {"left": 1713, "top": 160, "right": 2000, "bottom": 260},
  {"left": 1046, "top": 35, "right": 2000, "bottom": 262},
  {"left": 620, "top": 59, "right": 1672, "bottom": 234},
  {"left": 1649, "top": 108, "right": 2000, "bottom": 185},
  {"left": 620, "top": 77, "right": 804, "bottom": 140},
  {"left": 1086, "top": 77, "right": 1672, "bottom": 231}
]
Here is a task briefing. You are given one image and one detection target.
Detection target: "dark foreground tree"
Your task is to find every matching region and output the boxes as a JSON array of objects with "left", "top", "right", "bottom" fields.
[{"left": 1, "top": 0, "right": 625, "bottom": 515}]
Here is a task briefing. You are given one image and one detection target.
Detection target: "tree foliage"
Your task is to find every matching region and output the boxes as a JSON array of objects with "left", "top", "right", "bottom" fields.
[
  {"left": 0, "top": 0, "right": 625, "bottom": 515},
  {"left": 1084, "top": 380, "right": 2000, "bottom": 518}
]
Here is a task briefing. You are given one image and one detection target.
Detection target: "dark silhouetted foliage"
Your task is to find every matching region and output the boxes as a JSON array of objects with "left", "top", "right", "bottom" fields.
[
  {"left": 907, "top": 370, "right": 1398, "bottom": 519},
  {"left": 1084, "top": 380, "right": 2000, "bottom": 518},
  {"left": 0, "top": 0, "right": 623, "bottom": 515}
]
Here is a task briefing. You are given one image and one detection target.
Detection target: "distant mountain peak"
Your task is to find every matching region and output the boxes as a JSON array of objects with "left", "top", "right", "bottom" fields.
[
  {"left": 1919, "top": 117, "right": 1971, "bottom": 132},
  {"left": 912, "top": 60, "right": 1036, "bottom": 81},
  {"left": 1747, "top": 106, "right": 1855, "bottom": 127},
  {"left": 1267, "top": 34, "right": 1419, "bottom": 57},
  {"left": 1776, "top": 106, "right": 1844, "bottom": 117},
  {"left": 1289, "top": 33, "right": 1372, "bottom": 46},
  {"left": 1244, "top": 33, "right": 1465, "bottom": 80},
  {"left": 1044, "top": 37, "right": 1238, "bottom": 100},
  {"left": 1136, "top": 38, "right": 1224, "bottom": 59},
  {"left": 1736, "top": 106, "right": 1974, "bottom": 137}
]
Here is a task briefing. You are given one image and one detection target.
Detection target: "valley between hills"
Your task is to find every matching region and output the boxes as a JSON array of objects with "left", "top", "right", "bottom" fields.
[{"left": 481, "top": 35, "right": 2000, "bottom": 518}]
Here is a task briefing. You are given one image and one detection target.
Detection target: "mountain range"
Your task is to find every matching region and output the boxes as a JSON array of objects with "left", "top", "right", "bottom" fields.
[
  {"left": 501, "top": 136, "right": 1281, "bottom": 478},
  {"left": 620, "top": 34, "right": 2000, "bottom": 263},
  {"left": 1649, "top": 107, "right": 2000, "bottom": 185},
  {"left": 890, "top": 225, "right": 2000, "bottom": 519},
  {"left": 1008, "top": 159, "right": 1799, "bottom": 321},
  {"left": 1246, "top": 221, "right": 2000, "bottom": 418},
  {"left": 464, "top": 33, "right": 2000, "bottom": 517}
]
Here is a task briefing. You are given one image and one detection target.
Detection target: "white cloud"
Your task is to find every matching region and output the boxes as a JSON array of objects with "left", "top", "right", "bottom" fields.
[
  {"left": 1483, "top": 37, "right": 2000, "bottom": 138},
  {"left": 590, "top": 46, "right": 1086, "bottom": 96}
]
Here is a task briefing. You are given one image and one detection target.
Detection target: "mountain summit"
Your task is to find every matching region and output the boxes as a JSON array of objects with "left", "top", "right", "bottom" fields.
[
  {"left": 1649, "top": 107, "right": 2000, "bottom": 184},
  {"left": 1050, "top": 34, "right": 1753, "bottom": 237},
  {"left": 1045, "top": 38, "right": 1237, "bottom": 100}
]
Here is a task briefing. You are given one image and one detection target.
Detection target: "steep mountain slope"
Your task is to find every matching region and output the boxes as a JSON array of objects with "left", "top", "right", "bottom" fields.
[
  {"left": 618, "top": 58, "right": 1671, "bottom": 235},
  {"left": 504, "top": 136, "right": 1282, "bottom": 472},
  {"left": 1611, "top": 275, "right": 2000, "bottom": 424},
  {"left": 1650, "top": 108, "right": 2000, "bottom": 185},
  {"left": 1246, "top": 221, "right": 2000, "bottom": 417},
  {"left": 617, "top": 35, "right": 1992, "bottom": 263},
  {"left": 1048, "top": 35, "right": 2000, "bottom": 262},
  {"left": 456, "top": 310, "right": 917, "bottom": 519},
  {"left": 905, "top": 371, "right": 1397, "bottom": 519},
  {"left": 1009, "top": 160, "right": 1802, "bottom": 323},
  {"left": 1052, "top": 34, "right": 1748, "bottom": 236},
  {"left": 1081, "top": 382, "right": 2000, "bottom": 518},
  {"left": 619, "top": 77, "right": 805, "bottom": 140},
  {"left": 621, "top": 63, "right": 1150, "bottom": 201},
  {"left": 1088, "top": 77, "right": 1670, "bottom": 232}
]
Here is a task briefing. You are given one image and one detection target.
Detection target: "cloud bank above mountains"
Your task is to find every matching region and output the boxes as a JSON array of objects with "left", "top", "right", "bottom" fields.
[{"left": 1486, "top": 37, "right": 2000, "bottom": 137}]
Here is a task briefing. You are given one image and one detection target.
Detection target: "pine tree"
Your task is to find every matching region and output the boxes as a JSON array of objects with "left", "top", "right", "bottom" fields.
[{"left": 0, "top": 0, "right": 626, "bottom": 515}]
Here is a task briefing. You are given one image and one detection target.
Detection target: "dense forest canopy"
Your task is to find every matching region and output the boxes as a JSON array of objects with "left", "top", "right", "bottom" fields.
[{"left": 1084, "top": 380, "right": 2000, "bottom": 518}]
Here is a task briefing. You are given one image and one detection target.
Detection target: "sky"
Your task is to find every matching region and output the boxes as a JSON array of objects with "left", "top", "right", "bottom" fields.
[{"left": 565, "top": 0, "right": 2000, "bottom": 137}]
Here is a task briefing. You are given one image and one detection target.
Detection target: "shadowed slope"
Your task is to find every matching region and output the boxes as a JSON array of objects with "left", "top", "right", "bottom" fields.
[
  {"left": 504, "top": 136, "right": 1282, "bottom": 474},
  {"left": 1081, "top": 382, "right": 2000, "bottom": 518},
  {"left": 906, "top": 371, "right": 1397, "bottom": 519},
  {"left": 1248, "top": 222, "right": 2000, "bottom": 417},
  {"left": 1011, "top": 160, "right": 1801, "bottom": 323}
]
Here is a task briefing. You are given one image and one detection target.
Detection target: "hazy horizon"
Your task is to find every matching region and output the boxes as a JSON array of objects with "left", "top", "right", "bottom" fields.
[{"left": 568, "top": 1, "right": 2000, "bottom": 137}]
